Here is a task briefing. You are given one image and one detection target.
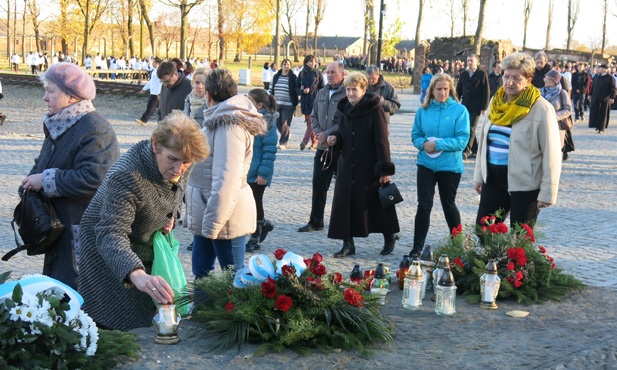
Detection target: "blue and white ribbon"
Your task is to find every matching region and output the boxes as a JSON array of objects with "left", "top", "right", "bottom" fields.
[{"left": 232, "top": 252, "right": 307, "bottom": 288}]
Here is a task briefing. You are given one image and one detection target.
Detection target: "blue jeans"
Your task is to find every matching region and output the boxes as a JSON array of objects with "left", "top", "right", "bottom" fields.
[{"left": 191, "top": 234, "right": 247, "bottom": 279}]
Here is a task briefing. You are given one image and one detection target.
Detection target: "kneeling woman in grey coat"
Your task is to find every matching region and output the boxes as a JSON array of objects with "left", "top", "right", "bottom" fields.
[{"left": 78, "top": 111, "right": 209, "bottom": 330}]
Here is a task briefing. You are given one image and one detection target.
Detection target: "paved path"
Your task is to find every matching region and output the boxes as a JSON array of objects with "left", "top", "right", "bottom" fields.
[{"left": 1, "top": 83, "right": 616, "bottom": 368}]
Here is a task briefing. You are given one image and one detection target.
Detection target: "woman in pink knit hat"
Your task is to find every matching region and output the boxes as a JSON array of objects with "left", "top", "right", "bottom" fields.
[{"left": 19, "top": 62, "right": 120, "bottom": 289}]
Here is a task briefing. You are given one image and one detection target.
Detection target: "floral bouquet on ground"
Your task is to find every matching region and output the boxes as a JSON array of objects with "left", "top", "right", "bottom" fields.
[
  {"left": 190, "top": 249, "right": 393, "bottom": 353},
  {"left": 0, "top": 272, "right": 139, "bottom": 370},
  {"left": 434, "top": 215, "right": 584, "bottom": 304}
]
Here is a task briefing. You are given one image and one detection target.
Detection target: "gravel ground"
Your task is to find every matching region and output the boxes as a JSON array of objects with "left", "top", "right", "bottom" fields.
[{"left": 1, "top": 82, "right": 616, "bottom": 370}]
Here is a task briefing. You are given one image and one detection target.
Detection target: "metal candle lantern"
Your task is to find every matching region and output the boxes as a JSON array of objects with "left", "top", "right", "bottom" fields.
[
  {"left": 431, "top": 254, "right": 450, "bottom": 301},
  {"left": 397, "top": 254, "right": 412, "bottom": 290},
  {"left": 349, "top": 264, "right": 364, "bottom": 286},
  {"left": 419, "top": 245, "right": 435, "bottom": 289},
  {"left": 480, "top": 259, "right": 501, "bottom": 309},
  {"left": 402, "top": 260, "right": 424, "bottom": 310},
  {"left": 370, "top": 263, "right": 390, "bottom": 305},
  {"left": 152, "top": 304, "right": 181, "bottom": 344},
  {"left": 435, "top": 266, "right": 457, "bottom": 316}
]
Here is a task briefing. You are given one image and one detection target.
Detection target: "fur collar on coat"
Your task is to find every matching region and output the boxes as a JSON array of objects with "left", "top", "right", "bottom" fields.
[
  {"left": 203, "top": 94, "right": 267, "bottom": 135},
  {"left": 337, "top": 91, "right": 381, "bottom": 118}
]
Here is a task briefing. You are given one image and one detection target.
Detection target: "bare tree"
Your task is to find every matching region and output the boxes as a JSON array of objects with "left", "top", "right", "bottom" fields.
[
  {"left": 566, "top": 0, "right": 580, "bottom": 50},
  {"left": 473, "top": 0, "right": 486, "bottom": 55},
  {"left": 155, "top": 13, "right": 180, "bottom": 59},
  {"left": 126, "top": 0, "right": 134, "bottom": 56},
  {"left": 159, "top": 0, "right": 207, "bottom": 59},
  {"left": 304, "top": 0, "right": 311, "bottom": 55},
  {"left": 461, "top": 0, "right": 469, "bottom": 36},
  {"left": 217, "top": 0, "right": 224, "bottom": 61},
  {"left": 281, "top": 0, "right": 302, "bottom": 62},
  {"left": 137, "top": 0, "right": 155, "bottom": 57},
  {"left": 74, "top": 0, "right": 113, "bottom": 63},
  {"left": 26, "top": 0, "right": 44, "bottom": 53},
  {"left": 362, "top": 0, "right": 375, "bottom": 62},
  {"left": 601, "top": 0, "right": 608, "bottom": 53},
  {"left": 312, "top": 0, "right": 326, "bottom": 57},
  {"left": 442, "top": 0, "right": 457, "bottom": 38},
  {"left": 5, "top": 0, "right": 12, "bottom": 58},
  {"left": 415, "top": 0, "right": 426, "bottom": 44},
  {"left": 545, "top": 0, "right": 553, "bottom": 49},
  {"left": 523, "top": 0, "right": 532, "bottom": 49}
]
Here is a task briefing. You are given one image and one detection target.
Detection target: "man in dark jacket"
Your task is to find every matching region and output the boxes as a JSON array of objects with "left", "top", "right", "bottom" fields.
[
  {"left": 157, "top": 61, "right": 192, "bottom": 119},
  {"left": 571, "top": 64, "right": 588, "bottom": 121},
  {"left": 455, "top": 54, "right": 489, "bottom": 159},
  {"left": 531, "top": 51, "right": 551, "bottom": 88},
  {"left": 298, "top": 61, "right": 346, "bottom": 233},
  {"left": 588, "top": 64, "right": 617, "bottom": 133},
  {"left": 366, "top": 65, "right": 401, "bottom": 125},
  {"left": 488, "top": 61, "right": 503, "bottom": 97}
]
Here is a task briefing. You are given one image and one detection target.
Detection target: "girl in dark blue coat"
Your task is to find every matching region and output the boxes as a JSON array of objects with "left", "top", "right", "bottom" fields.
[{"left": 246, "top": 89, "right": 279, "bottom": 251}]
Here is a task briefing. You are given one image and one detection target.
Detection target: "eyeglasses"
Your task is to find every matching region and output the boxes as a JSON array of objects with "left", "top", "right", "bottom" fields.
[
  {"left": 320, "top": 146, "right": 333, "bottom": 171},
  {"left": 502, "top": 74, "right": 527, "bottom": 83}
]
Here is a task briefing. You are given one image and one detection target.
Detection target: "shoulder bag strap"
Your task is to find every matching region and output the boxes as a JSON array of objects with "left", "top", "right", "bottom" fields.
[{"left": 1, "top": 220, "right": 27, "bottom": 261}]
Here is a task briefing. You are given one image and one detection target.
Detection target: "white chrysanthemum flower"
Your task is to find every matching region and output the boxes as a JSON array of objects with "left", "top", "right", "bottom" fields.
[
  {"left": 70, "top": 309, "right": 99, "bottom": 356},
  {"left": 20, "top": 292, "right": 40, "bottom": 307},
  {"left": 9, "top": 305, "right": 25, "bottom": 321},
  {"left": 29, "top": 323, "right": 42, "bottom": 335}
]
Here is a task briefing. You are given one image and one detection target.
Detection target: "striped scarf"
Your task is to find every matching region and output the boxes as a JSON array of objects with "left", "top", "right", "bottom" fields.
[{"left": 488, "top": 84, "right": 541, "bottom": 126}]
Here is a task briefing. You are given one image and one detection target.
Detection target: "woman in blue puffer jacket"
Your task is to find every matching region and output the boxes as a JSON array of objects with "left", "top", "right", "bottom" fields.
[
  {"left": 410, "top": 73, "right": 470, "bottom": 256},
  {"left": 246, "top": 88, "right": 279, "bottom": 252}
]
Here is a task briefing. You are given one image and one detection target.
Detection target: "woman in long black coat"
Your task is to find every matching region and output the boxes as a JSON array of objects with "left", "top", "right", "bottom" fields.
[{"left": 326, "top": 72, "right": 399, "bottom": 258}]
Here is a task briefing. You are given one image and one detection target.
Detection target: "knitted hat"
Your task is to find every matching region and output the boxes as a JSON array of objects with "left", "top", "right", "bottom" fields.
[
  {"left": 44, "top": 62, "right": 96, "bottom": 100},
  {"left": 546, "top": 69, "right": 561, "bottom": 84}
]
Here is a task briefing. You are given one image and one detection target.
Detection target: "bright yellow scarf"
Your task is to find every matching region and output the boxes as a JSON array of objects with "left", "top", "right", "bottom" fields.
[{"left": 488, "top": 85, "right": 541, "bottom": 126}]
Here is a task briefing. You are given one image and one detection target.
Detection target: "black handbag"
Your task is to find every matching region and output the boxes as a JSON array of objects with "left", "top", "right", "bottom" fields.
[
  {"left": 377, "top": 182, "right": 403, "bottom": 209},
  {"left": 2, "top": 190, "right": 65, "bottom": 261}
]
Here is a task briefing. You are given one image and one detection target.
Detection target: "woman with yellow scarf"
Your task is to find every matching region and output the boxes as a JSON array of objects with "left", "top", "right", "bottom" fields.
[{"left": 473, "top": 52, "right": 562, "bottom": 229}]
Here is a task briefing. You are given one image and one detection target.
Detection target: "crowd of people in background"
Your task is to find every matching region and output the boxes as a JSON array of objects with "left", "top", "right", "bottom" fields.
[{"left": 9, "top": 45, "right": 617, "bottom": 331}]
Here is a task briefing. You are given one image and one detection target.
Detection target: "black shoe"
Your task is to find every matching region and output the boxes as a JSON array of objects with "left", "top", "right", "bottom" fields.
[
  {"left": 298, "top": 223, "right": 324, "bottom": 232},
  {"left": 245, "top": 236, "right": 260, "bottom": 253},
  {"left": 380, "top": 234, "right": 396, "bottom": 256},
  {"left": 186, "top": 242, "right": 193, "bottom": 251},
  {"left": 562, "top": 152, "right": 569, "bottom": 161},
  {"left": 260, "top": 219, "right": 274, "bottom": 242},
  {"left": 334, "top": 239, "right": 355, "bottom": 258},
  {"left": 408, "top": 247, "right": 422, "bottom": 258}
]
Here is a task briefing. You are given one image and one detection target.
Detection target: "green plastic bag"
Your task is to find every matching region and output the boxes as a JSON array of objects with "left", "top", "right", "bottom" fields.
[{"left": 152, "top": 230, "right": 190, "bottom": 316}]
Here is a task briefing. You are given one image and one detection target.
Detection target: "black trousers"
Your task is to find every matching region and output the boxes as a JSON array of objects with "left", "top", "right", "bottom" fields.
[
  {"left": 476, "top": 165, "right": 540, "bottom": 228},
  {"left": 413, "top": 165, "right": 462, "bottom": 250},
  {"left": 249, "top": 182, "right": 266, "bottom": 221},
  {"left": 464, "top": 110, "right": 481, "bottom": 156},
  {"left": 140, "top": 94, "right": 160, "bottom": 123},
  {"left": 309, "top": 149, "right": 337, "bottom": 227}
]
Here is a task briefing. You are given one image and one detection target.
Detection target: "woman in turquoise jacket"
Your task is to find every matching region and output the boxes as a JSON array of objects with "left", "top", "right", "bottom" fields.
[
  {"left": 419, "top": 67, "right": 433, "bottom": 104},
  {"left": 410, "top": 73, "right": 470, "bottom": 256},
  {"left": 246, "top": 88, "right": 278, "bottom": 252}
]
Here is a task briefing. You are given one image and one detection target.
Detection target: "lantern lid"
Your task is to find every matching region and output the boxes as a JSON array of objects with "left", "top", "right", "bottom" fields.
[
  {"left": 437, "top": 254, "right": 450, "bottom": 268},
  {"left": 374, "top": 263, "right": 386, "bottom": 279},
  {"left": 420, "top": 244, "right": 434, "bottom": 261},
  {"left": 407, "top": 260, "right": 423, "bottom": 279},
  {"left": 350, "top": 264, "right": 363, "bottom": 279},
  {"left": 485, "top": 259, "right": 498, "bottom": 274},
  {"left": 438, "top": 266, "right": 456, "bottom": 286},
  {"left": 399, "top": 254, "right": 412, "bottom": 268}
]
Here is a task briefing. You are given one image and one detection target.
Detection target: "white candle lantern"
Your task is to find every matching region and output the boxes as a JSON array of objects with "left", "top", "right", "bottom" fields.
[
  {"left": 479, "top": 259, "right": 501, "bottom": 309},
  {"left": 402, "top": 260, "right": 424, "bottom": 310},
  {"left": 435, "top": 266, "right": 457, "bottom": 316},
  {"left": 431, "top": 254, "right": 450, "bottom": 301}
]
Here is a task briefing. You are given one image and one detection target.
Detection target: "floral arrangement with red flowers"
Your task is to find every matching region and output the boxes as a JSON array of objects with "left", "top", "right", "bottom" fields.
[
  {"left": 191, "top": 249, "right": 392, "bottom": 353},
  {"left": 434, "top": 212, "right": 583, "bottom": 304}
]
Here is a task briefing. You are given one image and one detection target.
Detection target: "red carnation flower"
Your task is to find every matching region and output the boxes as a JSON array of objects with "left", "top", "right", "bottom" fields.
[
  {"left": 480, "top": 216, "right": 490, "bottom": 225},
  {"left": 507, "top": 247, "right": 527, "bottom": 267},
  {"left": 551, "top": 263, "right": 556, "bottom": 270},
  {"left": 344, "top": 288, "right": 365, "bottom": 307},
  {"left": 312, "top": 252, "right": 323, "bottom": 264},
  {"left": 506, "top": 276, "right": 515, "bottom": 284},
  {"left": 538, "top": 246, "right": 546, "bottom": 254},
  {"left": 453, "top": 257, "right": 464, "bottom": 269},
  {"left": 311, "top": 264, "right": 327, "bottom": 276},
  {"left": 452, "top": 224, "right": 463, "bottom": 237},
  {"left": 304, "top": 258, "right": 313, "bottom": 267},
  {"left": 281, "top": 265, "right": 296, "bottom": 277},
  {"left": 274, "top": 248, "right": 287, "bottom": 260},
  {"left": 489, "top": 216, "right": 497, "bottom": 223},
  {"left": 488, "top": 224, "right": 500, "bottom": 234},
  {"left": 481, "top": 226, "right": 488, "bottom": 231},
  {"left": 261, "top": 276, "right": 277, "bottom": 298},
  {"left": 548, "top": 256, "right": 554, "bottom": 263},
  {"left": 274, "top": 294, "right": 293, "bottom": 312},
  {"left": 331, "top": 272, "right": 343, "bottom": 284},
  {"left": 497, "top": 222, "right": 508, "bottom": 234},
  {"left": 513, "top": 280, "right": 523, "bottom": 288},
  {"left": 521, "top": 224, "right": 536, "bottom": 242},
  {"left": 224, "top": 301, "right": 235, "bottom": 312},
  {"left": 515, "top": 271, "right": 524, "bottom": 280},
  {"left": 507, "top": 262, "right": 515, "bottom": 271},
  {"left": 307, "top": 277, "right": 324, "bottom": 290}
]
